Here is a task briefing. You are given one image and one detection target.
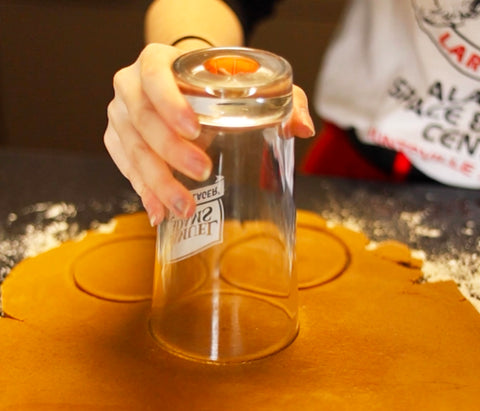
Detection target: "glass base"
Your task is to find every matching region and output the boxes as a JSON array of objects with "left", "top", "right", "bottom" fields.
[{"left": 149, "top": 291, "right": 298, "bottom": 364}]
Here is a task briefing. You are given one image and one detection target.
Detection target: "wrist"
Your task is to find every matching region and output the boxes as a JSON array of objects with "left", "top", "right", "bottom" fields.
[{"left": 171, "top": 36, "right": 214, "bottom": 51}]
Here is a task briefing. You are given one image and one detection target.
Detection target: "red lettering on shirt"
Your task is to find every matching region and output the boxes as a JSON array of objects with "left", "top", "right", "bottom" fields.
[{"left": 438, "top": 31, "right": 480, "bottom": 73}]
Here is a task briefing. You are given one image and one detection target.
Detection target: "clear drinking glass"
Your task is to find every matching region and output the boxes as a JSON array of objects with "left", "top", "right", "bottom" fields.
[{"left": 150, "top": 47, "right": 298, "bottom": 363}]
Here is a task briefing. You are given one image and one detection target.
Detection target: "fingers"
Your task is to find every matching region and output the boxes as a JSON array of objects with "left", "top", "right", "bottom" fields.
[
  {"left": 138, "top": 44, "right": 201, "bottom": 140},
  {"left": 113, "top": 62, "right": 212, "bottom": 182},
  {"left": 105, "top": 44, "right": 212, "bottom": 225},
  {"left": 104, "top": 114, "right": 196, "bottom": 226},
  {"left": 104, "top": 124, "right": 166, "bottom": 226},
  {"left": 290, "top": 85, "right": 315, "bottom": 138}
]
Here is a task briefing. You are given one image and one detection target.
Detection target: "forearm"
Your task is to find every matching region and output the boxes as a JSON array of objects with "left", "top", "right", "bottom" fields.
[{"left": 145, "top": 0, "right": 244, "bottom": 50}]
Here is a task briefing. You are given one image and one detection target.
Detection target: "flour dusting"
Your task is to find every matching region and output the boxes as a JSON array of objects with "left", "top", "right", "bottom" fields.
[
  {"left": 2, "top": 195, "right": 479, "bottom": 314},
  {"left": 0, "top": 200, "right": 142, "bottom": 314},
  {"left": 421, "top": 252, "right": 480, "bottom": 312},
  {"left": 323, "top": 207, "right": 480, "bottom": 313}
]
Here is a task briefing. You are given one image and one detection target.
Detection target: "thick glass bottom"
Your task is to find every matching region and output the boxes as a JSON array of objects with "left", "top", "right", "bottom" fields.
[{"left": 149, "top": 291, "right": 298, "bottom": 364}]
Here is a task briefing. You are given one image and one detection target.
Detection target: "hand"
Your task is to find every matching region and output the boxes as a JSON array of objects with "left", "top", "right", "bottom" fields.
[
  {"left": 105, "top": 43, "right": 210, "bottom": 226},
  {"left": 104, "top": 43, "right": 315, "bottom": 226}
]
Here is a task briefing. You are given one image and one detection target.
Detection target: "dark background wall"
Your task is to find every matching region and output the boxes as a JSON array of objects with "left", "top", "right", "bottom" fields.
[{"left": 0, "top": 0, "right": 346, "bottom": 162}]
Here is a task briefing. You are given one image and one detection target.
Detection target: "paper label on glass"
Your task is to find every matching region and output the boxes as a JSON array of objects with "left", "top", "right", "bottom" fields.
[{"left": 168, "top": 176, "right": 225, "bottom": 263}]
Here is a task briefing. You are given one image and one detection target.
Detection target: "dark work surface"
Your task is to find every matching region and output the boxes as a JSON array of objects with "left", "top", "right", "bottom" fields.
[
  {"left": 0, "top": 148, "right": 139, "bottom": 221},
  {"left": 0, "top": 149, "right": 141, "bottom": 284},
  {"left": 0, "top": 150, "right": 137, "bottom": 216},
  {"left": 1, "top": 147, "right": 479, "bottom": 257},
  {"left": 295, "top": 176, "right": 480, "bottom": 258}
]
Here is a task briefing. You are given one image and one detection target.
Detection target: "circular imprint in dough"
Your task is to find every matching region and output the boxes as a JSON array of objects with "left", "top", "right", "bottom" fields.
[
  {"left": 72, "top": 235, "right": 155, "bottom": 302},
  {"left": 296, "top": 224, "right": 350, "bottom": 288},
  {"left": 219, "top": 234, "right": 291, "bottom": 297}
]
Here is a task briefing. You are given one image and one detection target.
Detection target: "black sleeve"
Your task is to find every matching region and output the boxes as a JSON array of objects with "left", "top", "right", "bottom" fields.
[{"left": 222, "top": 0, "right": 282, "bottom": 39}]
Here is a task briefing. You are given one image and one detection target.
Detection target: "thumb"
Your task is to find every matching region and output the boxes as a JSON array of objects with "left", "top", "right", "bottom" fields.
[{"left": 290, "top": 85, "right": 315, "bottom": 138}]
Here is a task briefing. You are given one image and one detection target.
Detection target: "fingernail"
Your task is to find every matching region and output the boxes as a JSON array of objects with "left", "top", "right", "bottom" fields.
[
  {"left": 173, "top": 198, "right": 191, "bottom": 218},
  {"left": 143, "top": 202, "right": 160, "bottom": 226},
  {"left": 190, "top": 157, "right": 212, "bottom": 181},
  {"left": 145, "top": 207, "right": 159, "bottom": 227},
  {"left": 149, "top": 213, "right": 159, "bottom": 227},
  {"left": 179, "top": 118, "right": 201, "bottom": 140},
  {"left": 301, "top": 109, "right": 315, "bottom": 136}
]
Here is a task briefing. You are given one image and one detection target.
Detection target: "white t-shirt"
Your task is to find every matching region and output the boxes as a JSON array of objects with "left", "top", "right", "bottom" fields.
[{"left": 315, "top": 0, "right": 480, "bottom": 188}]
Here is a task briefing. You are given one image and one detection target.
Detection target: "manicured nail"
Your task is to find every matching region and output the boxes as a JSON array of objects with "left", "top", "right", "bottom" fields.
[
  {"left": 301, "top": 108, "right": 315, "bottom": 136},
  {"left": 200, "top": 166, "right": 212, "bottom": 181},
  {"left": 149, "top": 213, "right": 159, "bottom": 227},
  {"left": 190, "top": 156, "right": 212, "bottom": 181},
  {"left": 173, "top": 198, "right": 190, "bottom": 218},
  {"left": 145, "top": 207, "right": 159, "bottom": 227},
  {"left": 143, "top": 202, "right": 160, "bottom": 226},
  {"left": 179, "top": 118, "right": 201, "bottom": 140}
]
